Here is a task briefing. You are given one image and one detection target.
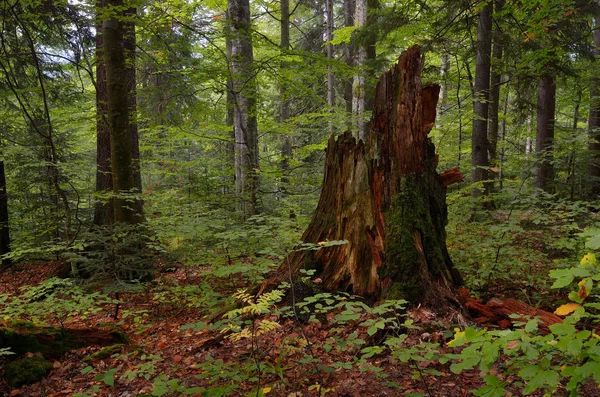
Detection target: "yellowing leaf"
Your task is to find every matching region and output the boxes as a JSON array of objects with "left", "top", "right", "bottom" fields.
[
  {"left": 317, "top": 241, "right": 327, "bottom": 246},
  {"left": 263, "top": 387, "right": 272, "bottom": 394},
  {"left": 580, "top": 253, "right": 597, "bottom": 265},
  {"left": 554, "top": 303, "right": 580, "bottom": 316}
]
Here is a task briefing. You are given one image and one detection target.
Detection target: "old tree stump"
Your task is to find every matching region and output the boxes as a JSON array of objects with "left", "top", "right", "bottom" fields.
[{"left": 260, "top": 47, "right": 463, "bottom": 304}]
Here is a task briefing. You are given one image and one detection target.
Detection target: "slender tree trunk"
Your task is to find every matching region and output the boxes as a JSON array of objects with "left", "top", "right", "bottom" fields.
[
  {"left": 343, "top": 0, "right": 355, "bottom": 119},
  {"left": 0, "top": 158, "right": 10, "bottom": 268},
  {"left": 224, "top": 11, "right": 235, "bottom": 195},
  {"left": 326, "top": 0, "right": 335, "bottom": 108},
  {"left": 437, "top": 51, "right": 450, "bottom": 126},
  {"left": 488, "top": 0, "right": 504, "bottom": 190},
  {"left": 229, "top": 0, "right": 260, "bottom": 217},
  {"left": 280, "top": 0, "right": 292, "bottom": 185},
  {"left": 588, "top": 7, "right": 600, "bottom": 197},
  {"left": 352, "top": 0, "right": 367, "bottom": 140},
  {"left": 535, "top": 74, "right": 556, "bottom": 193},
  {"left": 471, "top": 2, "right": 492, "bottom": 196},
  {"left": 103, "top": 0, "right": 142, "bottom": 224},
  {"left": 261, "top": 47, "right": 463, "bottom": 304}
]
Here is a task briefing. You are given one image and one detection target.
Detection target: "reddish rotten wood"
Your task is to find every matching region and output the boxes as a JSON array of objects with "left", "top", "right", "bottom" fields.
[
  {"left": 259, "top": 46, "right": 462, "bottom": 304},
  {"left": 440, "top": 168, "right": 464, "bottom": 187}
]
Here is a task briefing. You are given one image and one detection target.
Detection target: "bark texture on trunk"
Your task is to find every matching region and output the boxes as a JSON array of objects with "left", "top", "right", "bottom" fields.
[
  {"left": 352, "top": 0, "right": 367, "bottom": 140},
  {"left": 535, "top": 74, "right": 556, "bottom": 193},
  {"left": 94, "top": 0, "right": 113, "bottom": 226},
  {"left": 471, "top": 3, "right": 492, "bottom": 196},
  {"left": 95, "top": 1, "right": 142, "bottom": 225},
  {"left": 229, "top": 0, "right": 260, "bottom": 217},
  {"left": 588, "top": 7, "right": 600, "bottom": 197},
  {"left": 260, "top": 47, "right": 462, "bottom": 303},
  {"left": 488, "top": 0, "right": 504, "bottom": 188},
  {"left": 103, "top": 0, "right": 142, "bottom": 224}
]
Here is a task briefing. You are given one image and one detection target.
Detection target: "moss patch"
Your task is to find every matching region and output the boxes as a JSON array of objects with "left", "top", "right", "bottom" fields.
[
  {"left": 4, "top": 356, "right": 52, "bottom": 387},
  {"left": 0, "top": 326, "right": 81, "bottom": 357},
  {"left": 83, "top": 343, "right": 125, "bottom": 362}
]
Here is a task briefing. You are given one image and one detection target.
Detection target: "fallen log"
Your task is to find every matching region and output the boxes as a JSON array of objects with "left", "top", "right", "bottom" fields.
[
  {"left": 458, "top": 289, "right": 562, "bottom": 331},
  {"left": 0, "top": 323, "right": 128, "bottom": 357}
]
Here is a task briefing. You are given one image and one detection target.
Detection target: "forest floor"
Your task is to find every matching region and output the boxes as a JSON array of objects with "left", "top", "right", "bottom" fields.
[{"left": 1, "top": 253, "right": 594, "bottom": 397}]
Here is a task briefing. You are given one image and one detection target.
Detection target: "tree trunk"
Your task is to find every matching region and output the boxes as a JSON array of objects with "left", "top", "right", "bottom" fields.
[
  {"left": 102, "top": 0, "right": 142, "bottom": 224},
  {"left": 343, "top": 0, "right": 355, "bottom": 119},
  {"left": 352, "top": 0, "right": 367, "bottom": 140},
  {"left": 326, "top": 0, "right": 335, "bottom": 108},
  {"left": 488, "top": 0, "right": 504, "bottom": 190},
  {"left": 588, "top": 6, "right": 600, "bottom": 197},
  {"left": 535, "top": 74, "right": 556, "bottom": 193},
  {"left": 93, "top": 0, "right": 113, "bottom": 226},
  {"left": 280, "top": 0, "right": 292, "bottom": 185},
  {"left": 260, "top": 47, "right": 463, "bottom": 303},
  {"left": 0, "top": 158, "right": 10, "bottom": 268},
  {"left": 229, "top": 0, "right": 260, "bottom": 217},
  {"left": 471, "top": 2, "right": 492, "bottom": 196},
  {"left": 96, "top": 1, "right": 142, "bottom": 225}
]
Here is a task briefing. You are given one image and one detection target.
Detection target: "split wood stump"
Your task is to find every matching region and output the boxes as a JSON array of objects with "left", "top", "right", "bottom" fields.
[{"left": 260, "top": 47, "right": 463, "bottom": 304}]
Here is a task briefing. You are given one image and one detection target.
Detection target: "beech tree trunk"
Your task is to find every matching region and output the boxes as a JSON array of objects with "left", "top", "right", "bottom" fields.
[{"left": 260, "top": 47, "right": 463, "bottom": 303}]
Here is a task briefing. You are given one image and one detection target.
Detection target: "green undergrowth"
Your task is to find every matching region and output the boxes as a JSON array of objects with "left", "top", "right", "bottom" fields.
[{"left": 3, "top": 193, "right": 600, "bottom": 396}]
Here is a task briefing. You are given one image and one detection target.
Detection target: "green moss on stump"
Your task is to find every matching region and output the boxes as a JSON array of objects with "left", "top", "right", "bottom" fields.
[{"left": 4, "top": 356, "right": 52, "bottom": 387}]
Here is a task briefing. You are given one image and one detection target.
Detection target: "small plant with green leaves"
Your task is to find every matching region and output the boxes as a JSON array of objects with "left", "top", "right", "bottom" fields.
[
  {"left": 222, "top": 288, "right": 286, "bottom": 342},
  {"left": 446, "top": 240, "right": 600, "bottom": 397},
  {"left": 0, "top": 277, "right": 115, "bottom": 326}
]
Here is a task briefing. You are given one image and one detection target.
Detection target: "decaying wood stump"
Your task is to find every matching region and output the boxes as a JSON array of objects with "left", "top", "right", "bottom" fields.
[{"left": 260, "top": 46, "right": 462, "bottom": 303}]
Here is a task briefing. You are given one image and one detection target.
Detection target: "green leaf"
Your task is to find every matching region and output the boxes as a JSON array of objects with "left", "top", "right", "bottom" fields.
[
  {"left": 549, "top": 322, "right": 577, "bottom": 336},
  {"left": 525, "top": 319, "right": 538, "bottom": 333},
  {"left": 95, "top": 368, "right": 118, "bottom": 387},
  {"left": 329, "top": 26, "right": 357, "bottom": 45},
  {"left": 585, "top": 235, "right": 600, "bottom": 250}
]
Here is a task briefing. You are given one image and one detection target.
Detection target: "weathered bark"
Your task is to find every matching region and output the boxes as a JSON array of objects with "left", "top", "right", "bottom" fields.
[
  {"left": 588, "top": 7, "right": 600, "bottom": 197},
  {"left": 229, "top": 0, "right": 260, "bottom": 217},
  {"left": 97, "top": 1, "right": 143, "bottom": 225},
  {"left": 458, "top": 289, "right": 562, "bottom": 332},
  {"left": 260, "top": 47, "right": 462, "bottom": 303},
  {"left": 93, "top": 0, "right": 113, "bottom": 226},
  {"left": 535, "top": 74, "right": 556, "bottom": 193},
  {"left": 471, "top": 2, "right": 492, "bottom": 196}
]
